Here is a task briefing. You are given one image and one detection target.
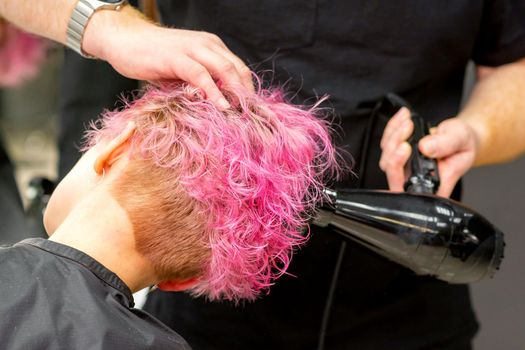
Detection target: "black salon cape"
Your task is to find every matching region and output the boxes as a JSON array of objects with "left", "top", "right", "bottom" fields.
[{"left": 0, "top": 238, "right": 190, "bottom": 350}]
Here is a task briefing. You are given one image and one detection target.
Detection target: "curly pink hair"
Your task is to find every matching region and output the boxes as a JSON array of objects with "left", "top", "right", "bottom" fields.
[{"left": 85, "top": 80, "right": 342, "bottom": 301}]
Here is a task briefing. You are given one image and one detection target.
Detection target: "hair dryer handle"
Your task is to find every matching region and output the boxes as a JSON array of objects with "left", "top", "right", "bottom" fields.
[{"left": 403, "top": 114, "right": 440, "bottom": 194}]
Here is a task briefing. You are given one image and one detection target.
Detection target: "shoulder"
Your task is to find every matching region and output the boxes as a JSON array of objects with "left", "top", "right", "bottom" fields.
[
  {"left": 0, "top": 242, "right": 52, "bottom": 284},
  {"left": 472, "top": 0, "right": 525, "bottom": 66},
  {"left": 0, "top": 243, "right": 190, "bottom": 349},
  {"left": 54, "top": 299, "right": 192, "bottom": 349}
]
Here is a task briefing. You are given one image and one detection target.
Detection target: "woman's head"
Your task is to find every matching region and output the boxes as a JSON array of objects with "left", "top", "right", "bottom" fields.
[{"left": 60, "top": 81, "right": 341, "bottom": 301}]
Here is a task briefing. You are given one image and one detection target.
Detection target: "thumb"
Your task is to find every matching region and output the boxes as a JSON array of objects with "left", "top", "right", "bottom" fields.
[{"left": 418, "top": 132, "right": 465, "bottom": 159}]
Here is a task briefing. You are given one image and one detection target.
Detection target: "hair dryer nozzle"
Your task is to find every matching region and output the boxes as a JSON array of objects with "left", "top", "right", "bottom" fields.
[{"left": 313, "top": 189, "right": 505, "bottom": 283}]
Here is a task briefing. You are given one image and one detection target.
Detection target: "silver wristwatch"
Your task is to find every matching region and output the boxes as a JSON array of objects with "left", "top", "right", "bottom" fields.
[{"left": 66, "top": 0, "right": 127, "bottom": 58}]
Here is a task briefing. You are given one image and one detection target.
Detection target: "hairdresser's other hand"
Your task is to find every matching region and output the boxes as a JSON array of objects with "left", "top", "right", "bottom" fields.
[
  {"left": 379, "top": 107, "right": 479, "bottom": 198},
  {"left": 82, "top": 5, "right": 253, "bottom": 109}
]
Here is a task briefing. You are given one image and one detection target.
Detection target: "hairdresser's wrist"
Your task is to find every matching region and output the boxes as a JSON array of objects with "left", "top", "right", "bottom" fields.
[
  {"left": 82, "top": 4, "right": 153, "bottom": 60},
  {"left": 457, "top": 112, "right": 489, "bottom": 167}
]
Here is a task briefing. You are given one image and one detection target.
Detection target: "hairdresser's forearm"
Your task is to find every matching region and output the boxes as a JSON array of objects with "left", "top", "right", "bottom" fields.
[
  {"left": 460, "top": 59, "right": 525, "bottom": 166},
  {"left": 0, "top": 0, "right": 252, "bottom": 107},
  {"left": 0, "top": 0, "right": 75, "bottom": 43},
  {"left": 0, "top": 0, "right": 145, "bottom": 59}
]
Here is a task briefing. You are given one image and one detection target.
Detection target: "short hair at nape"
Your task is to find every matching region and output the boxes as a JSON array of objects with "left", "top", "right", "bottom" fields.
[{"left": 83, "top": 78, "right": 342, "bottom": 302}]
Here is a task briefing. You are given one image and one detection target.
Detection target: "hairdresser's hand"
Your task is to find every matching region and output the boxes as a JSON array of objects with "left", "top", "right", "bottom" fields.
[
  {"left": 379, "top": 107, "right": 479, "bottom": 198},
  {"left": 82, "top": 5, "right": 253, "bottom": 109}
]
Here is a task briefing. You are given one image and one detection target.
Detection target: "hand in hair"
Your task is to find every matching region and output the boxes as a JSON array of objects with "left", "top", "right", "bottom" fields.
[
  {"left": 0, "top": 1, "right": 252, "bottom": 108},
  {"left": 82, "top": 6, "right": 253, "bottom": 110}
]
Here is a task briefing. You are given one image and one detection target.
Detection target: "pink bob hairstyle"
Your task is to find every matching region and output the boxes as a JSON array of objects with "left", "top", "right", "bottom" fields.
[
  {"left": 0, "top": 22, "right": 47, "bottom": 87},
  {"left": 84, "top": 79, "right": 342, "bottom": 301}
]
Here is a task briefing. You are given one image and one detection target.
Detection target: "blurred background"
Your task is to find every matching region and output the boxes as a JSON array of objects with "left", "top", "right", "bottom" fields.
[
  {"left": 0, "top": 44, "right": 523, "bottom": 349},
  {"left": 0, "top": 46, "right": 60, "bottom": 207}
]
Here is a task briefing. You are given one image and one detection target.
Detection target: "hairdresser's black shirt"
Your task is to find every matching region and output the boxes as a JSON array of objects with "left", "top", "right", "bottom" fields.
[
  {"left": 140, "top": 1, "right": 525, "bottom": 350},
  {"left": 0, "top": 238, "right": 190, "bottom": 350}
]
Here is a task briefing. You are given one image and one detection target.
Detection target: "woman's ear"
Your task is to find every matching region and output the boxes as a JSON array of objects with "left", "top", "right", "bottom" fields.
[{"left": 94, "top": 122, "right": 137, "bottom": 175}]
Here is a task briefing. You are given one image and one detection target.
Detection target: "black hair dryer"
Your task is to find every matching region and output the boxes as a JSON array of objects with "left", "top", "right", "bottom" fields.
[{"left": 314, "top": 97, "right": 505, "bottom": 283}]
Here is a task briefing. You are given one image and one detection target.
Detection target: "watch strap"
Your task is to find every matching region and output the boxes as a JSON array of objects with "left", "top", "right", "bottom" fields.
[{"left": 66, "top": 0, "right": 126, "bottom": 58}]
